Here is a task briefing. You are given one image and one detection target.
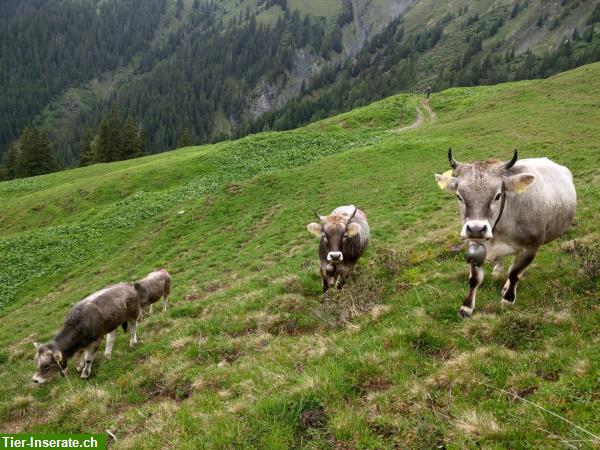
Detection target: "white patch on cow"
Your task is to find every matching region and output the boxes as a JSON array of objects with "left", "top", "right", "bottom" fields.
[
  {"left": 104, "top": 331, "right": 116, "bottom": 358},
  {"left": 32, "top": 374, "right": 48, "bottom": 384},
  {"left": 459, "top": 305, "right": 474, "bottom": 317},
  {"left": 83, "top": 287, "right": 112, "bottom": 304},
  {"left": 331, "top": 205, "right": 357, "bottom": 218},
  {"left": 486, "top": 240, "right": 517, "bottom": 260},
  {"left": 327, "top": 251, "right": 343, "bottom": 262}
]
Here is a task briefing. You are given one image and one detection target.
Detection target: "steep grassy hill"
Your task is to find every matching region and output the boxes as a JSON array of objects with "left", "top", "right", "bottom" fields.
[{"left": 1, "top": 63, "right": 599, "bottom": 448}]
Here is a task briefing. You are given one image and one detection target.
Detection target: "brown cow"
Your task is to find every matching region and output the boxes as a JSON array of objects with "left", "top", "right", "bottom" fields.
[
  {"left": 307, "top": 205, "right": 370, "bottom": 292},
  {"left": 137, "top": 268, "right": 171, "bottom": 315},
  {"left": 32, "top": 282, "right": 147, "bottom": 383}
]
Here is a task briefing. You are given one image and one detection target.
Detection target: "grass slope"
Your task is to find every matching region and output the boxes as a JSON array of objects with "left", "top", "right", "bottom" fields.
[{"left": 1, "top": 64, "right": 599, "bottom": 448}]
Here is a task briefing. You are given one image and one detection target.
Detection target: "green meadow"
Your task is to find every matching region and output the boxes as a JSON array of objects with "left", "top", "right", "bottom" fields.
[{"left": 0, "top": 63, "right": 599, "bottom": 448}]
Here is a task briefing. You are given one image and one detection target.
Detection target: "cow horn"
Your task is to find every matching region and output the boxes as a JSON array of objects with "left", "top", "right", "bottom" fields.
[
  {"left": 313, "top": 210, "right": 323, "bottom": 221},
  {"left": 448, "top": 147, "right": 459, "bottom": 169},
  {"left": 504, "top": 149, "right": 518, "bottom": 170}
]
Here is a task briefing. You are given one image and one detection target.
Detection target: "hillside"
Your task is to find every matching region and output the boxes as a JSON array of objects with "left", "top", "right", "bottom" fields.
[
  {"left": 0, "top": 63, "right": 599, "bottom": 448},
  {"left": 1, "top": 0, "right": 599, "bottom": 170}
]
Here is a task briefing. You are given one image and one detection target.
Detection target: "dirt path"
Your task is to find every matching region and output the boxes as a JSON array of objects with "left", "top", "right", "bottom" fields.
[
  {"left": 422, "top": 98, "right": 437, "bottom": 123},
  {"left": 391, "top": 98, "right": 436, "bottom": 133}
]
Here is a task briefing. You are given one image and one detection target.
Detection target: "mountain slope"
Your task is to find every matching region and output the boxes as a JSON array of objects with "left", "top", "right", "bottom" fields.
[
  {"left": 0, "top": 63, "right": 599, "bottom": 448},
  {"left": 1, "top": 0, "right": 599, "bottom": 170}
]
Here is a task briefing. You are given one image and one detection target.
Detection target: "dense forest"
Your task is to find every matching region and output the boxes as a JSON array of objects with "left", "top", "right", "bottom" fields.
[
  {"left": 1, "top": 0, "right": 599, "bottom": 180},
  {"left": 0, "top": 0, "right": 166, "bottom": 157},
  {"left": 108, "top": 2, "right": 341, "bottom": 151}
]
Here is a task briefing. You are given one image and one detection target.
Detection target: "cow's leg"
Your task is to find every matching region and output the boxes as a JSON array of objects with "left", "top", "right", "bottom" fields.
[
  {"left": 128, "top": 316, "right": 140, "bottom": 348},
  {"left": 501, "top": 248, "right": 537, "bottom": 305},
  {"left": 104, "top": 330, "right": 117, "bottom": 358},
  {"left": 491, "top": 256, "right": 504, "bottom": 279},
  {"left": 80, "top": 339, "right": 102, "bottom": 379},
  {"left": 320, "top": 264, "right": 331, "bottom": 292},
  {"left": 459, "top": 263, "right": 484, "bottom": 318},
  {"left": 148, "top": 304, "right": 153, "bottom": 315},
  {"left": 75, "top": 350, "right": 85, "bottom": 373},
  {"left": 163, "top": 279, "right": 171, "bottom": 312}
]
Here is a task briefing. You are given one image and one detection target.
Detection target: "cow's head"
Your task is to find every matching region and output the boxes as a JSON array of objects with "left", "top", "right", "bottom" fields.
[
  {"left": 435, "top": 148, "right": 535, "bottom": 240},
  {"left": 32, "top": 342, "right": 64, "bottom": 384},
  {"left": 307, "top": 207, "right": 360, "bottom": 263},
  {"left": 134, "top": 282, "right": 149, "bottom": 305}
]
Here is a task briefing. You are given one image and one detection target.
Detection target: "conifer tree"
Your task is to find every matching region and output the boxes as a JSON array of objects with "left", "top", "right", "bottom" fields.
[
  {"left": 178, "top": 128, "right": 192, "bottom": 147},
  {"left": 79, "top": 128, "right": 95, "bottom": 167},
  {"left": 92, "top": 119, "right": 110, "bottom": 162},
  {"left": 121, "top": 115, "right": 140, "bottom": 159},
  {"left": 18, "top": 128, "right": 55, "bottom": 177},
  {"left": 106, "top": 102, "right": 123, "bottom": 162}
]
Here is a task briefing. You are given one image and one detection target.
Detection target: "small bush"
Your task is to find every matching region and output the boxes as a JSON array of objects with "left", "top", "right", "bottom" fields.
[
  {"left": 320, "top": 265, "right": 386, "bottom": 326},
  {"left": 567, "top": 240, "right": 600, "bottom": 285}
]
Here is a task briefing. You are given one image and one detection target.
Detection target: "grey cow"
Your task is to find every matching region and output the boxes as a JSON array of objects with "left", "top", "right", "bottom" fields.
[
  {"left": 137, "top": 268, "right": 171, "bottom": 315},
  {"left": 32, "top": 282, "right": 147, "bottom": 383},
  {"left": 307, "top": 205, "right": 370, "bottom": 292},
  {"left": 435, "top": 149, "right": 576, "bottom": 317}
]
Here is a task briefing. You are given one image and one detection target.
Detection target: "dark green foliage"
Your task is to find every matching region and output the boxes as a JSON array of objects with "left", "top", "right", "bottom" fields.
[
  {"left": 79, "top": 103, "right": 145, "bottom": 167},
  {"left": 588, "top": 4, "right": 600, "bottom": 25},
  {"left": 78, "top": 129, "right": 95, "bottom": 168},
  {"left": 109, "top": 4, "right": 333, "bottom": 154},
  {"left": 178, "top": 128, "right": 193, "bottom": 148},
  {"left": 0, "top": 0, "right": 166, "bottom": 155},
  {"left": 2, "top": 128, "right": 57, "bottom": 179}
]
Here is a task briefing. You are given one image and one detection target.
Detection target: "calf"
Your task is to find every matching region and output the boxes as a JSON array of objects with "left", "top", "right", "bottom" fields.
[
  {"left": 307, "top": 205, "right": 370, "bottom": 291},
  {"left": 32, "top": 282, "right": 147, "bottom": 383},
  {"left": 137, "top": 268, "right": 171, "bottom": 315},
  {"left": 435, "top": 149, "right": 576, "bottom": 317}
]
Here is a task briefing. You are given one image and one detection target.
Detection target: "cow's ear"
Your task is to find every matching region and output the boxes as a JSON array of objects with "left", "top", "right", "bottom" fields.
[
  {"left": 505, "top": 173, "right": 535, "bottom": 193},
  {"left": 307, "top": 223, "right": 322, "bottom": 237},
  {"left": 435, "top": 170, "right": 457, "bottom": 192},
  {"left": 53, "top": 351, "right": 62, "bottom": 364},
  {"left": 346, "top": 223, "right": 361, "bottom": 237},
  {"left": 33, "top": 342, "right": 39, "bottom": 349}
]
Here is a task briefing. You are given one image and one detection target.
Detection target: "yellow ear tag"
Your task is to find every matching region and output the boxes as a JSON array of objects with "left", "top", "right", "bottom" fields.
[
  {"left": 515, "top": 181, "right": 528, "bottom": 193},
  {"left": 436, "top": 170, "right": 454, "bottom": 190}
]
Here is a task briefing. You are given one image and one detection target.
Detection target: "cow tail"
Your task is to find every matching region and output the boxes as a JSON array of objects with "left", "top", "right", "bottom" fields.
[{"left": 122, "top": 321, "right": 128, "bottom": 332}]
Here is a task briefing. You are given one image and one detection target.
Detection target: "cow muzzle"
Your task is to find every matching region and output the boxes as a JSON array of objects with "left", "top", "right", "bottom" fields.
[
  {"left": 327, "top": 252, "right": 343, "bottom": 263},
  {"left": 461, "top": 220, "right": 493, "bottom": 240},
  {"left": 31, "top": 374, "right": 47, "bottom": 384}
]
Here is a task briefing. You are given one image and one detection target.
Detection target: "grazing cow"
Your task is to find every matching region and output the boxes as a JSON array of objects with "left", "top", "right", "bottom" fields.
[
  {"left": 32, "top": 282, "right": 147, "bottom": 383},
  {"left": 137, "top": 268, "right": 171, "bottom": 315},
  {"left": 307, "top": 205, "right": 370, "bottom": 292},
  {"left": 435, "top": 149, "right": 576, "bottom": 317}
]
